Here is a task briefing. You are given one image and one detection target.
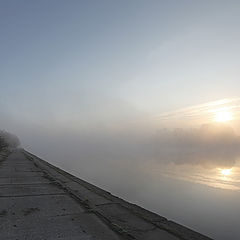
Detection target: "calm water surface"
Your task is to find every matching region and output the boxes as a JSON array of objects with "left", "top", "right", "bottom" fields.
[{"left": 66, "top": 160, "right": 240, "bottom": 240}]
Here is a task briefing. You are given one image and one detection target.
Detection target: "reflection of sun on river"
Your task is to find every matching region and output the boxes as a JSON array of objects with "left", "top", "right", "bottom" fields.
[{"left": 155, "top": 163, "right": 240, "bottom": 191}]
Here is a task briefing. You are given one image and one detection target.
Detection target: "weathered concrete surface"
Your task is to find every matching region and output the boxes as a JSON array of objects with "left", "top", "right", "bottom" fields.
[{"left": 0, "top": 149, "right": 212, "bottom": 240}]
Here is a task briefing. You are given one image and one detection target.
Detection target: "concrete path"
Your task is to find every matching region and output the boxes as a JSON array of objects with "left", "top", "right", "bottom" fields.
[{"left": 0, "top": 150, "right": 212, "bottom": 240}]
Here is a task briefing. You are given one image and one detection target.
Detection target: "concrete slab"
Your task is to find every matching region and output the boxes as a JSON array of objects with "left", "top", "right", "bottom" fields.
[
  {"left": 1, "top": 213, "right": 121, "bottom": 240},
  {"left": 0, "top": 195, "right": 85, "bottom": 217},
  {"left": 94, "top": 203, "right": 179, "bottom": 240},
  {"left": 64, "top": 181, "right": 112, "bottom": 205}
]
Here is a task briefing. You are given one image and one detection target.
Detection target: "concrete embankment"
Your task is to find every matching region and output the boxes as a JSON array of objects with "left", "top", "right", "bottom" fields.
[{"left": 0, "top": 149, "right": 212, "bottom": 240}]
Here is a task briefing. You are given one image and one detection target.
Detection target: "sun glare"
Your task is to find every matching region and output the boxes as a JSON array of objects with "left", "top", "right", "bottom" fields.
[
  {"left": 220, "top": 169, "right": 232, "bottom": 176},
  {"left": 215, "top": 111, "right": 233, "bottom": 122}
]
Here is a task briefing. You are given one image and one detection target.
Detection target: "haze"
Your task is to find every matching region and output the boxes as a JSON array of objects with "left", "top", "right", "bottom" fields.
[{"left": 1, "top": 1, "right": 240, "bottom": 239}]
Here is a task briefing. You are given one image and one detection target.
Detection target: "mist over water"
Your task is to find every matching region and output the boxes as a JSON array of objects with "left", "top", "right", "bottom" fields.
[
  {"left": 1, "top": 96, "right": 240, "bottom": 239},
  {"left": 4, "top": 119, "right": 239, "bottom": 240}
]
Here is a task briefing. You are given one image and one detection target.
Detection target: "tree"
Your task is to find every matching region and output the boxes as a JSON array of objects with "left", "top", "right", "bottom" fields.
[
  {"left": 0, "top": 131, "right": 20, "bottom": 151},
  {"left": 0, "top": 135, "right": 8, "bottom": 151}
]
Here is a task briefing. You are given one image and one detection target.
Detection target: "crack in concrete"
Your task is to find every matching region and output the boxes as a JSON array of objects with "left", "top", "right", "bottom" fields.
[{"left": 0, "top": 193, "right": 67, "bottom": 198}]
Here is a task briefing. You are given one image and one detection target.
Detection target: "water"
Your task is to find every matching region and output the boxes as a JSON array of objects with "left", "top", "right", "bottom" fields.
[{"left": 64, "top": 160, "right": 240, "bottom": 240}]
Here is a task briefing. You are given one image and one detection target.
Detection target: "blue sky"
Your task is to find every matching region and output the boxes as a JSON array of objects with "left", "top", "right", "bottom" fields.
[{"left": 1, "top": 0, "right": 240, "bottom": 133}]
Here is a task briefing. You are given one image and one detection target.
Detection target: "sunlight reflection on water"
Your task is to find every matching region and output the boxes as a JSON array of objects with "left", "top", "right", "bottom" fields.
[{"left": 154, "top": 162, "right": 240, "bottom": 191}]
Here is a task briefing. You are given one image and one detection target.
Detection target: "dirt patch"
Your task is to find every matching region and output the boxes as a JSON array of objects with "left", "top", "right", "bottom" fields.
[
  {"left": 0, "top": 210, "right": 7, "bottom": 217},
  {"left": 22, "top": 207, "right": 40, "bottom": 216}
]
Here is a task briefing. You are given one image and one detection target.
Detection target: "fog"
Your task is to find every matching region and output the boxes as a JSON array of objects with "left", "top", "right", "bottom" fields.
[
  {"left": 18, "top": 122, "right": 240, "bottom": 171},
  {"left": 1, "top": 1, "right": 240, "bottom": 239},
  {"left": 1, "top": 121, "right": 240, "bottom": 239},
  {"left": 2, "top": 113, "right": 240, "bottom": 239},
  {"left": 154, "top": 124, "right": 240, "bottom": 168}
]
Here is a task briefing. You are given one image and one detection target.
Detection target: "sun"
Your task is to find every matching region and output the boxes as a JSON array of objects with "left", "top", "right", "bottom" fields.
[
  {"left": 214, "top": 111, "right": 233, "bottom": 122},
  {"left": 220, "top": 169, "right": 232, "bottom": 176}
]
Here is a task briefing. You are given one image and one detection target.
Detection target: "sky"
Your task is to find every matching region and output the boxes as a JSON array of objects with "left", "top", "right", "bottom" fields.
[
  {"left": 1, "top": 1, "right": 240, "bottom": 239},
  {"left": 1, "top": 0, "right": 240, "bottom": 132}
]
